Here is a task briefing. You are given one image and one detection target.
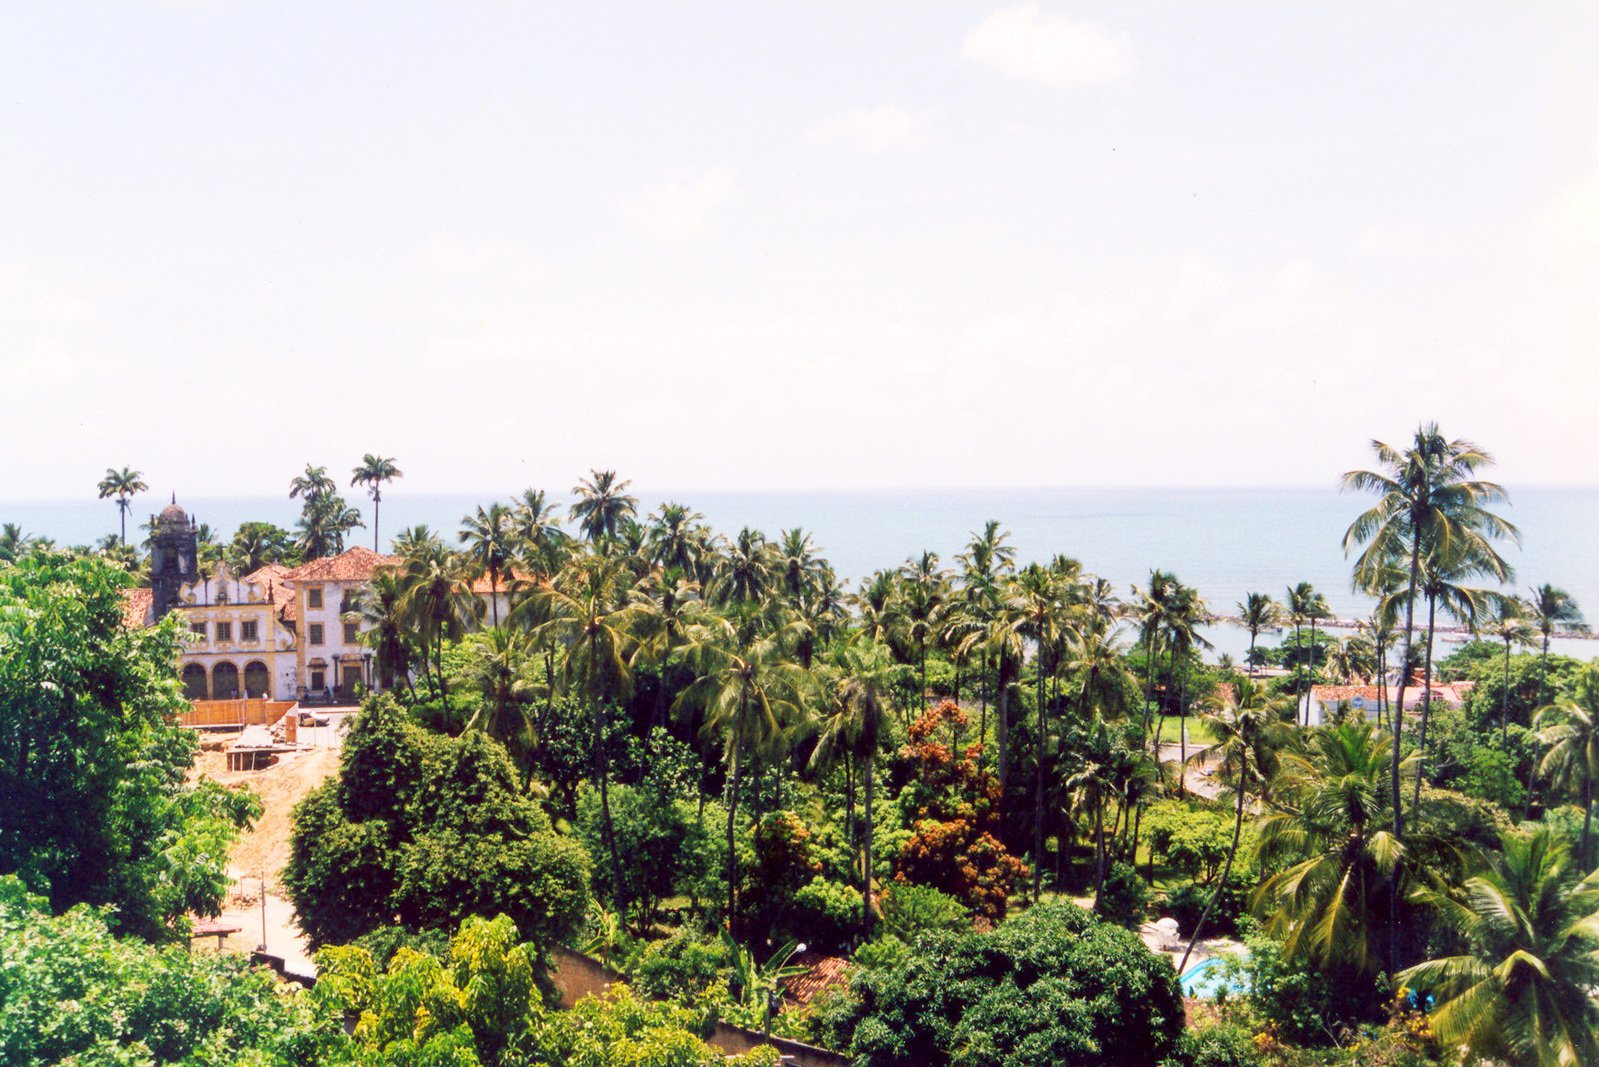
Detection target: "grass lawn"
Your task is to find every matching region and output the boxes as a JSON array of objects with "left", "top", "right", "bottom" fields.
[{"left": 1155, "top": 717, "right": 1216, "bottom": 745}]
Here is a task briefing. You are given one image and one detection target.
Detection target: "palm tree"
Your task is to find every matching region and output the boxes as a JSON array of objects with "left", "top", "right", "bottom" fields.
[
  {"left": 1399, "top": 829, "right": 1599, "bottom": 1067},
  {"left": 1343, "top": 423, "right": 1518, "bottom": 839},
  {"left": 1537, "top": 663, "right": 1599, "bottom": 871},
  {"left": 0, "top": 524, "right": 33, "bottom": 563},
  {"left": 350, "top": 454, "right": 402, "bottom": 552},
  {"left": 295, "top": 493, "right": 364, "bottom": 560},
  {"left": 810, "top": 641, "right": 897, "bottom": 938},
  {"left": 1388, "top": 543, "right": 1494, "bottom": 812},
  {"left": 513, "top": 488, "right": 571, "bottom": 576},
  {"left": 393, "top": 528, "right": 477, "bottom": 694},
  {"left": 358, "top": 568, "right": 413, "bottom": 693},
  {"left": 1179, "top": 680, "right": 1296, "bottom": 971},
  {"left": 462, "top": 627, "right": 538, "bottom": 771},
  {"left": 1482, "top": 596, "right": 1536, "bottom": 740},
  {"left": 1237, "top": 592, "right": 1278, "bottom": 678},
  {"left": 96, "top": 467, "right": 147, "bottom": 545},
  {"left": 459, "top": 503, "right": 515, "bottom": 627},
  {"left": 289, "top": 464, "right": 336, "bottom": 502},
  {"left": 1254, "top": 721, "right": 1415, "bottom": 976},
  {"left": 897, "top": 551, "right": 946, "bottom": 710},
  {"left": 675, "top": 619, "right": 811, "bottom": 932},
  {"left": 715, "top": 527, "right": 773, "bottom": 606},
  {"left": 1284, "top": 582, "right": 1328, "bottom": 725},
  {"left": 646, "top": 502, "right": 708, "bottom": 575},
  {"left": 570, "top": 470, "right": 638, "bottom": 545},
  {"left": 625, "top": 567, "right": 708, "bottom": 732},
  {"left": 1527, "top": 584, "right": 1588, "bottom": 708},
  {"left": 776, "top": 528, "right": 822, "bottom": 605},
  {"left": 523, "top": 552, "right": 638, "bottom": 910}
]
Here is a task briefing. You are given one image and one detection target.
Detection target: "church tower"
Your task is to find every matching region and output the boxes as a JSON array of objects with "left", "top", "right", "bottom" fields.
[{"left": 149, "top": 495, "right": 198, "bottom": 619}]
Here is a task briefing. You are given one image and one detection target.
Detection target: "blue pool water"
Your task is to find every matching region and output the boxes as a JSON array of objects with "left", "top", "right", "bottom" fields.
[{"left": 1180, "top": 954, "right": 1252, "bottom": 999}]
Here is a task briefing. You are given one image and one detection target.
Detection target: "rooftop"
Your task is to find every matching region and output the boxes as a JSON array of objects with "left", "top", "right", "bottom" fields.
[{"left": 279, "top": 546, "right": 397, "bottom": 585}]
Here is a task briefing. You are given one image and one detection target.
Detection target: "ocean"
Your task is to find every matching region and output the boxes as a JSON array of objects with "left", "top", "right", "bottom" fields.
[{"left": 8, "top": 486, "right": 1597, "bottom": 662}]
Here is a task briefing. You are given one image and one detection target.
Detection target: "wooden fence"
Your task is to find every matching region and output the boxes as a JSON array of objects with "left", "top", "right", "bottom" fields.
[{"left": 180, "top": 699, "right": 297, "bottom": 729}]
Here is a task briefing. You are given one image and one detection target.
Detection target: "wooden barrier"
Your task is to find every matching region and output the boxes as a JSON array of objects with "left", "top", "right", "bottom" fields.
[{"left": 180, "top": 699, "right": 297, "bottom": 729}]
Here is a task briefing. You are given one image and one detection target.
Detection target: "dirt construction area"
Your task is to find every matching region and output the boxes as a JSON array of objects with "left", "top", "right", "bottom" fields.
[{"left": 188, "top": 714, "right": 352, "bottom": 976}]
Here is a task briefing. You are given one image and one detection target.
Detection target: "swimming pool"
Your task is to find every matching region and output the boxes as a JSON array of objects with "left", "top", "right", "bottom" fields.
[{"left": 1179, "top": 953, "right": 1252, "bottom": 998}]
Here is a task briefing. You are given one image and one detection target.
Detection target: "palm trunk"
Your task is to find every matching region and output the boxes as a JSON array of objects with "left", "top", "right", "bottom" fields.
[
  {"left": 1179, "top": 767, "right": 1246, "bottom": 973},
  {"left": 1524, "top": 638, "right": 1553, "bottom": 822},
  {"left": 1305, "top": 614, "right": 1318, "bottom": 724},
  {"left": 373, "top": 493, "right": 380, "bottom": 553},
  {"left": 977, "top": 653, "right": 989, "bottom": 773},
  {"left": 726, "top": 745, "right": 742, "bottom": 935},
  {"left": 863, "top": 754, "right": 875, "bottom": 940},
  {"left": 1388, "top": 535, "right": 1421, "bottom": 977},
  {"left": 1178, "top": 659, "right": 1188, "bottom": 800},
  {"left": 1034, "top": 662, "right": 1046, "bottom": 902},
  {"left": 1410, "top": 594, "right": 1437, "bottom": 816},
  {"left": 1499, "top": 639, "right": 1512, "bottom": 742},
  {"left": 1092, "top": 796, "right": 1106, "bottom": 897},
  {"left": 997, "top": 649, "right": 1012, "bottom": 804}
]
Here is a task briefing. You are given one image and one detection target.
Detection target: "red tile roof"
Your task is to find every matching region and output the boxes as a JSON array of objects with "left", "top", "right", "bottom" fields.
[
  {"left": 1311, "top": 684, "right": 1465, "bottom": 710},
  {"left": 780, "top": 953, "right": 852, "bottom": 1006},
  {"left": 468, "top": 568, "right": 538, "bottom": 595},
  {"left": 122, "top": 587, "right": 153, "bottom": 629},
  {"left": 245, "top": 564, "right": 297, "bottom": 622},
  {"left": 279, "top": 546, "right": 397, "bottom": 585}
]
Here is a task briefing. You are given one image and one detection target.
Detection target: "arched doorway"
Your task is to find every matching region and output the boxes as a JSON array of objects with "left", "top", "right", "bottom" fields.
[
  {"left": 212, "top": 661, "right": 240, "bottom": 699},
  {"left": 181, "top": 663, "right": 208, "bottom": 700},
  {"left": 243, "top": 661, "right": 270, "bottom": 698}
]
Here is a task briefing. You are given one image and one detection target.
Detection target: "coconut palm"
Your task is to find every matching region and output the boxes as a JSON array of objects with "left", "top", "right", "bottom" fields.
[
  {"left": 512, "top": 488, "right": 571, "bottom": 576},
  {"left": 1284, "top": 582, "right": 1329, "bottom": 725},
  {"left": 645, "top": 502, "right": 708, "bottom": 576},
  {"left": 295, "top": 493, "right": 364, "bottom": 560},
  {"left": 624, "top": 567, "right": 708, "bottom": 732},
  {"left": 1237, "top": 592, "right": 1278, "bottom": 677},
  {"left": 897, "top": 551, "right": 947, "bottom": 710},
  {"left": 0, "top": 524, "right": 33, "bottom": 563},
  {"left": 459, "top": 502, "right": 515, "bottom": 627},
  {"left": 350, "top": 454, "right": 402, "bottom": 552},
  {"left": 1527, "top": 585, "right": 1588, "bottom": 708},
  {"left": 570, "top": 469, "right": 637, "bottom": 545},
  {"left": 1254, "top": 721, "right": 1416, "bottom": 975},
  {"left": 1483, "top": 596, "right": 1537, "bottom": 740},
  {"left": 674, "top": 619, "right": 812, "bottom": 931},
  {"left": 1400, "top": 828, "right": 1599, "bottom": 1067},
  {"left": 96, "top": 467, "right": 147, "bottom": 545},
  {"left": 393, "top": 528, "right": 477, "bottom": 694},
  {"left": 288, "top": 463, "right": 336, "bottom": 502},
  {"left": 1342, "top": 423, "right": 1518, "bottom": 838},
  {"left": 358, "top": 568, "right": 413, "bottom": 693},
  {"left": 1179, "top": 680, "right": 1296, "bottom": 971},
  {"left": 523, "top": 552, "right": 638, "bottom": 910},
  {"left": 810, "top": 640, "right": 897, "bottom": 938},
  {"left": 462, "top": 627, "right": 539, "bottom": 772},
  {"left": 776, "top": 528, "right": 823, "bottom": 605},
  {"left": 715, "top": 527, "right": 774, "bottom": 607},
  {"left": 1537, "top": 663, "right": 1599, "bottom": 871},
  {"left": 1133, "top": 570, "right": 1179, "bottom": 747}
]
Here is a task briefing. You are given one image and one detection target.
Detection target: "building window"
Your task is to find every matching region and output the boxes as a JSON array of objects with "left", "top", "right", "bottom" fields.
[
  {"left": 309, "top": 623, "right": 325, "bottom": 645},
  {"left": 307, "top": 587, "right": 323, "bottom": 609},
  {"left": 215, "top": 621, "right": 232, "bottom": 642},
  {"left": 241, "top": 620, "right": 259, "bottom": 642},
  {"left": 190, "top": 622, "right": 206, "bottom": 639},
  {"left": 343, "top": 621, "right": 358, "bottom": 644}
]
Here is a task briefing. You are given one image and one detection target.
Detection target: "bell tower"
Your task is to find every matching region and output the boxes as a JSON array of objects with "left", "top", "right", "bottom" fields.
[{"left": 149, "top": 495, "right": 198, "bottom": 619}]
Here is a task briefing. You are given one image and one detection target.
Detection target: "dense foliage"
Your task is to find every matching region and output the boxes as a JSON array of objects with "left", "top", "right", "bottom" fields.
[
  {"left": 0, "top": 554, "right": 258, "bottom": 939},
  {"left": 284, "top": 696, "right": 589, "bottom": 948}
]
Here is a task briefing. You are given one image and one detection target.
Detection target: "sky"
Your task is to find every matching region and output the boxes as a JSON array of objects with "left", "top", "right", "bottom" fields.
[{"left": 3, "top": 2, "right": 1597, "bottom": 499}]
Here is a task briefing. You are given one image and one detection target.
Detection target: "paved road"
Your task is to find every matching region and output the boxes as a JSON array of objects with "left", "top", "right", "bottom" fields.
[{"left": 1158, "top": 735, "right": 1222, "bottom": 800}]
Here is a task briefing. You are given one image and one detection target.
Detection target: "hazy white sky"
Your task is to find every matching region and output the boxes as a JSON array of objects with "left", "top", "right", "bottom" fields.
[{"left": 4, "top": 3, "right": 1597, "bottom": 499}]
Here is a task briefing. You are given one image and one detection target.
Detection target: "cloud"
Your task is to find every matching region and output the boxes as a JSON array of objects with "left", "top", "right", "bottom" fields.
[
  {"left": 808, "top": 106, "right": 933, "bottom": 153},
  {"left": 962, "top": 4, "right": 1131, "bottom": 87},
  {"left": 621, "top": 168, "right": 736, "bottom": 241}
]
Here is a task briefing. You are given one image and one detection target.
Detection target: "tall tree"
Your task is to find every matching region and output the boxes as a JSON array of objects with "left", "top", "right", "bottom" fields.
[
  {"left": 523, "top": 552, "right": 637, "bottom": 911},
  {"left": 1342, "top": 423, "right": 1518, "bottom": 840},
  {"left": 1400, "top": 829, "right": 1599, "bottom": 1067},
  {"left": 1527, "top": 584, "right": 1588, "bottom": 709},
  {"left": 96, "top": 467, "right": 147, "bottom": 545},
  {"left": 1254, "top": 721, "right": 1415, "bottom": 977},
  {"left": 1482, "top": 595, "right": 1535, "bottom": 740},
  {"left": 350, "top": 454, "right": 402, "bottom": 552},
  {"left": 1179, "top": 680, "right": 1295, "bottom": 971},
  {"left": 1237, "top": 592, "right": 1278, "bottom": 678},
  {"left": 512, "top": 488, "right": 571, "bottom": 576},
  {"left": 810, "top": 641, "right": 897, "bottom": 939},
  {"left": 675, "top": 617, "right": 811, "bottom": 934},
  {"left": 570, "top": 470, "right": 637, "bottom": 545},
  {"left": 1537, "top": 663, "right": 1599, "bottom": 871},
  {"left": 459, "top": 503, "right": 515, "bottom": 627}
]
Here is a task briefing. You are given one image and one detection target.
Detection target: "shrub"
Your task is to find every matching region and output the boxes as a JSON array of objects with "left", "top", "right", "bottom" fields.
[
  {"left": 632, "top": 928, "right": 729, "bottom": 1002},
  {"left": 575, "top": 782, "right": 693, "bottom": 927},
  {"left": 879, "top": 882, "right": 968, "bottom": 943},
  {"left": 284, "top": 696, "right": 590, "bottom": 949},
  {"left": 836, "top": 900, "right": 1184, "bottom": 1066},
  {"left": 1166, "top": 876, "right": 1251, "bottom": 939},
  {"left": 1094, "top": 862, "right": 1151, "bottom": 929},
  {"left": 895, "top": 818, "right": 1027, "bottom": 922},
  {"left": 789, "top": 876, "right": 864, "bottom": 951}
]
